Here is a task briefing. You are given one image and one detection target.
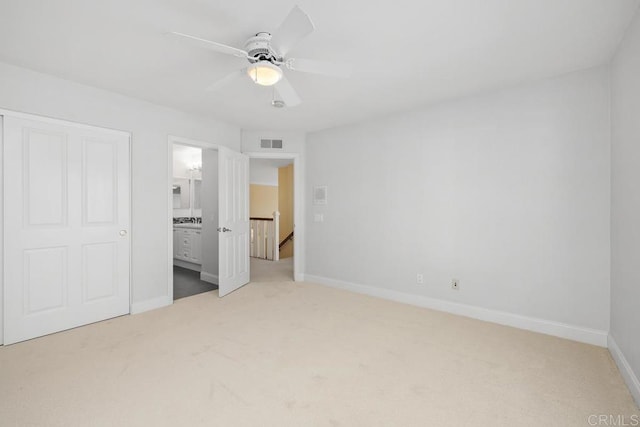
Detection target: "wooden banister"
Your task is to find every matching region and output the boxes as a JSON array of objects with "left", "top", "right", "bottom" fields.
[{"left": 279, "top": 231, "right": 294, "bottom": 249}]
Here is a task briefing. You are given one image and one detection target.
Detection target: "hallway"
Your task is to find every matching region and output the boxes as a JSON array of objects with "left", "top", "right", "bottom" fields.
[{"left": 250, "top": 257, "right": 294, "bottom": 283}]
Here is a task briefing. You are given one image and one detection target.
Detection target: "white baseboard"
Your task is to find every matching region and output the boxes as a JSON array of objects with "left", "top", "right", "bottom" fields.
[
  {"left": 294, "top": 273, "right": 305, "bottom": 282},
  {"left": 173, "top": 259, "right": 201, "bottom": 272},
  {"left": 608, "top": 335, "right": 640, "bottom": 406},
  {"left": 304, "top": 274, "right": 608, "bottom": 347},
  {"left": 200, "top": 271, "right": 218, "bottom": 285},
  {"left": 130, "top": 295, "right": 172, "bottom": 314}
]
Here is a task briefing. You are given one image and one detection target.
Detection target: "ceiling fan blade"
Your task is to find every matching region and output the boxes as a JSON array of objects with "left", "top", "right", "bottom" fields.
[
  {"left": 270, "top": 6, "right": 315, "bottom": 57},
  {"left": 286, "top": 58, "right": 352, "bottom": 78},
  {"left": 274, "top": 75, "right": 302, "bottom": 107},
  {"left": 168, "top": 32, "right": 248, "bottom": 58},
  {"left": 206, "top": 68, "right": 246, "bottom": 92}
]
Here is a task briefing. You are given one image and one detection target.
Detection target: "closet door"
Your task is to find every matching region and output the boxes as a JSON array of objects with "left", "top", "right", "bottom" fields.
[{"left": 3, "top": 114, "right": 130, "bottom": 345}]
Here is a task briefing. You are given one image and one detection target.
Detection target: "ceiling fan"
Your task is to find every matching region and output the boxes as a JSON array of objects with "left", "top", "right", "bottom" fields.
[{"left": 169, "top": 5, "right": 350, "bottom": 107}]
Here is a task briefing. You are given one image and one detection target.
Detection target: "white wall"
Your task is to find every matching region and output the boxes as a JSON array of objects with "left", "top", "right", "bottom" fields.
[
  {"left": 241, "top": 130, "right": 305, "bottom": 154},
  {"left": 201, "top": 149, "right": 219, "bottom": 283},
  {"left": 249, "top": 158, "right": 295, "bottom": 186},
  {"left": 305, "top": 66, "right": 611, "bottom": 343},
  {"left": 611, "top": 10, "right": 640, "bottom": 405},
  {"left": 0, "top": 61, "right": 240, "bottom": 310},
  {"left": 250, "top": 159, "right": 278, "bottom": 186}
]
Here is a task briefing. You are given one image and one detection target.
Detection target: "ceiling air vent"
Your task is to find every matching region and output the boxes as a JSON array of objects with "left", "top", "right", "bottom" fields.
[{"left": 260, "top": 139, "right": 283, "bottom": 149}]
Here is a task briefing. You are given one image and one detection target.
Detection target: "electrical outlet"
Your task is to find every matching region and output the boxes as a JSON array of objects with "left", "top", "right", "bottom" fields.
[
  {"left": 416, "top": 274, "right": 424, "bottom": 284},
  {"left": 451, "top": 279, "right": 460, "bottom": 290}
]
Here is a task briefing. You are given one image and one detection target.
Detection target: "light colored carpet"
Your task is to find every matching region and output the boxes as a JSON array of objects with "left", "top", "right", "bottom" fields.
[
  {"left": 0, "top": 280, "right": 637, "bottom": 427},
  {"left": 250, "top": 256, "right": 294, "bottom": 282}
]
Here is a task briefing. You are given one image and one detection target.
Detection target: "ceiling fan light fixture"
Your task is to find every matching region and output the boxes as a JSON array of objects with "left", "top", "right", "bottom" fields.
[{"left": 247, "top": 61, "right": 283, "bottom": 86}]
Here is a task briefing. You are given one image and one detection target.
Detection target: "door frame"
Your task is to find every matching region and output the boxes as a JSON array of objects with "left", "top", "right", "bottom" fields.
[
  {"left": 167, "top": 135, "right": 223, "bottom": 301},
  {"left": 0, "top": 108, "right": 132, "bottom": 345},
  {"left": 0, "top": 114, "right": 4, "bottom": 345},
  {"left": 244, "top": 151, "right": 303, "bottom": 281}
]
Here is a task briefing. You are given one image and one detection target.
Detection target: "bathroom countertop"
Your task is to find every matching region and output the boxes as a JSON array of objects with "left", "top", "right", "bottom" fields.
[{"left": 173, "top": 223, "right": 202, "bottom": 229}]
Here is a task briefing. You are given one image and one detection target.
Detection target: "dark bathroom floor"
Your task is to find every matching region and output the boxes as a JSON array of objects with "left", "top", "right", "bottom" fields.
[{"left": 173, "top": 266, "right": 218, "bottom": 300}]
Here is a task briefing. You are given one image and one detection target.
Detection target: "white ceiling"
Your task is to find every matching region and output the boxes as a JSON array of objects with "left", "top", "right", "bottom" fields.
[
  {"left": 0, "top": 0, "right": 637, "bottom": 132},
  {"left": 250, "top": 158, "right": 292, "bottom": 186}
]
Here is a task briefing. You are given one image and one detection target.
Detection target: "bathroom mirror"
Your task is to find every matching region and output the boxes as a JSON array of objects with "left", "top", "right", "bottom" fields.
[
  {"left": 193, "top": 179, "right": 202, "bottom": 216},
  {"left": 173, "top": 178, "right": 190, "bottom": 210}
]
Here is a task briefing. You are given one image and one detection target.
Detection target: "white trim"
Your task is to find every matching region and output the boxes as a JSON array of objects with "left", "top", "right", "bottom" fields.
[
  {"left": 167, "top": 140, "right": 175, "bottom": 303},
  {"left": 0, "top": 115, "right": 4, "bottom": 345},
  {"left": 173, "top": 259, "right": 201, "bottom": 272},
  {"left": 168, "top": 136, "right": 224, "bottom": 305},
  {"left": 244, "top": 151, "right": 303, "bottom": 282},
  {"left": 169, "top": 135, "right": 225, "bottom": 150},
  {"left": 608, "top": 334, "right": 640, "bottom": 406},
  {"left": 250, "top": 182, "right": 278, "bottom": 187},
  {"left": 0, "top": 109, "right": 130, "bottom": 137},
  {"left": 126, "top": 133, "right": 133, "bottom": 319},
  {"left": 305, "top": 274, "right": 608, "bottom": 347},
  {"left": 131, "top": 295, "right": 172, "bottom": 315},
  {"left": 244, "top": 152, "right": 297, "bottom": 160},
  {"left": 200, "top": 272, "right": 219, "bottom": 285}
]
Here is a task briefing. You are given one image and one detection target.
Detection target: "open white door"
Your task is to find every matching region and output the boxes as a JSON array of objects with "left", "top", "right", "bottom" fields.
[
  {"left": 3, "top": 114, "right": 130, "bottom": 344},
  {"left": 218, "top": 147, "right": 250, "bottom": 297}
]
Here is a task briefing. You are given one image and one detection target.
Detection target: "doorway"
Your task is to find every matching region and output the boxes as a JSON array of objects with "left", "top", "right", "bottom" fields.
[
  {"left": 248, "top": 157, "right": 296, "bottom": 282},
  {"left": 168, "top": 136, "right": 250, "bottom": 300},
  {"left": 171, "top": 143, "right": 217, "bottom": 300}
]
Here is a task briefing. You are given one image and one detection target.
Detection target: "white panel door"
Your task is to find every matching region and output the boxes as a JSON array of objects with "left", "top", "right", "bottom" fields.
[
  {"left": 218, "top": 147, "right": 249, "bottom": 297},
  {"left": 3, "top": 115, "right": 130, "bottom": 345}
]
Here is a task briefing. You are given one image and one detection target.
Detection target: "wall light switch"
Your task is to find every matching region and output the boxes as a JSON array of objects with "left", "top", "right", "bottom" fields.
[{"left": 314, "top": 213, "right": 324, "bottom": 223}]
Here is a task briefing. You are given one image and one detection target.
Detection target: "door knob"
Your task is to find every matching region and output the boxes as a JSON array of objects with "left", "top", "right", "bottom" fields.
[
  {"left": 222, "top": 227, "right": 232, "bottom": 232},
  {"left": 119, "top": 230, "right": 127, "bottom": 237}
]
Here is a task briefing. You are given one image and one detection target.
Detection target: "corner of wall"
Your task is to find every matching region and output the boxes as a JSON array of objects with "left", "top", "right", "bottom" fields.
[
  {"left": 131, "top": 295, "right": 172, "bottom": 315},
  {"left": 608, "top": 3, "right": 640, "bottom": 409},
  {"left": 608, "top": 334, "right": 640, "bottom": 406}
]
